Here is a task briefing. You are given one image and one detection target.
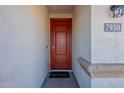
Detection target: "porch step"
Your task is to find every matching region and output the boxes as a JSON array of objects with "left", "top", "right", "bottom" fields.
[
  {"left": 50, "top": 69, "right": 72, "bottom": 72},
  {"left": 42, "top": 72, "right": 79, "bottom": 88}
]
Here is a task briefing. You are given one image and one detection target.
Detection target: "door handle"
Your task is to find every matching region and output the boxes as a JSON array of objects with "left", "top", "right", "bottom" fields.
[
  {"left": 52, "top": 46, "right": 55, "bottom": 49},
  {"left": 52, "top": 46, "right": 55, "bottom": 56}
]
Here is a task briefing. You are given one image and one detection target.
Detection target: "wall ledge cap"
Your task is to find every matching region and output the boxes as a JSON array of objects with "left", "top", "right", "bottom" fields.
[{"left": 78, "top": 57, "right": 124, "bottom": 78}]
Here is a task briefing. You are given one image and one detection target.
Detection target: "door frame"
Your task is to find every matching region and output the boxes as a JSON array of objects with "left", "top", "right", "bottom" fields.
[{"left": 50, "top": 18, "right": 72, "bottom": 70}]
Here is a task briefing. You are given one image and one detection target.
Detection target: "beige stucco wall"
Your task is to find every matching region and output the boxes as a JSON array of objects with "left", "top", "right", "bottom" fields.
[
  {"left": 91, "top": 5, "right": 124, "bottom": 88},
  {"left": 0, "top": 5, "right": 49, "bottom": 88},
  {"left": 91, "top": 5, "right": 124, "bottom": 63},
  {"left": 73, "top": 5, "right": 91, "bottom": 88}
]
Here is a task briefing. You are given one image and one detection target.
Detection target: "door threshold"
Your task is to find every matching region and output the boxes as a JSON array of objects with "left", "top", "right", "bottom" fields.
[{"left": 49, "top": 69, "right": 72, "bottom": 72}]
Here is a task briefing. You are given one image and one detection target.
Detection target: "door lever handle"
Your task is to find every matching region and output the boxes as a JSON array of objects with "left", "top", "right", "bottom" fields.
[{"left": 52, "top": 46, "right": 55, "bottom": 48}]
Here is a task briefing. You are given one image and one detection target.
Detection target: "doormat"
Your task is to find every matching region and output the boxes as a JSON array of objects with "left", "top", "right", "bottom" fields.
[{"left": 49, "top": 72, "right": 70, "bottom": 78}]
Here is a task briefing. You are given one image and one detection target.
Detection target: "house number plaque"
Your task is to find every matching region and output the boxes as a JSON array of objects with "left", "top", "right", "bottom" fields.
[{"left": 104, "top": 23, "right": 122, "bottom": 32}]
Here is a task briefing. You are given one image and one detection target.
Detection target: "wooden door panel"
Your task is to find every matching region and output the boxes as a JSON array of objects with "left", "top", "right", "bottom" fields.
[
  {"left": 56, "top": 56, "right": 67, "bottom": 64},
  {"left": 55, "top": 31, "right": 67, "bottom": 55},
  {"left": 50, "top": 18, "right": 72, "bottom": 69}
]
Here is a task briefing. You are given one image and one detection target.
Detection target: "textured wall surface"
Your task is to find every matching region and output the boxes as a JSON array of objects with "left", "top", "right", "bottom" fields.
[
  {"left": 0, "top": 6, "right": 49, "bottom": 88},
  {"left": 91, "top": 5, "right": 124, "bottom": 88},
  {"left": 72, "top": 5, "right": 91, "bottom": 88},
  {"left": 92, "top": 5, "right": 124, "bottom": 63},
  {"left": 91, "top": 78, "right": 124, "bottom": 88}
]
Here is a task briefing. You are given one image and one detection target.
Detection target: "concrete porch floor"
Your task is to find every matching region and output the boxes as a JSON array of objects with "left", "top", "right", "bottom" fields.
[{"left": 42, "top": 72, "right": 79, "bottom": 88}]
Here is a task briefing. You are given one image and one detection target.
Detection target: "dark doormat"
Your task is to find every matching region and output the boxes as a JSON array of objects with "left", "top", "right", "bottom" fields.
[{"left": 49, "top": 72, "right": 70, "bottom": 78}]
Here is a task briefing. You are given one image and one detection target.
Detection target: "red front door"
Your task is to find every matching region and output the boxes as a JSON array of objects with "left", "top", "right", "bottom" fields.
[{"left": 50, "top": 18, "right": 72, "bottom": 70}]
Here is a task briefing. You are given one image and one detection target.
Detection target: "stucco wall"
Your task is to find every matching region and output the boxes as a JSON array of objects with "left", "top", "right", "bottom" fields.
[
  {"left": 0, "top": 6, "right": 49, "bottom": 88},
  {"left": 91, "top": 78, "right": 124, "bottom": 88},
  {"left": 91, "top": 5, "right": 124, "bottom": 88},
  {"left": 91, "top": 5, "right": 124, "bottom": 63},
  {"left": 72, "top": 5, "right": 91, "bottom": 88}
]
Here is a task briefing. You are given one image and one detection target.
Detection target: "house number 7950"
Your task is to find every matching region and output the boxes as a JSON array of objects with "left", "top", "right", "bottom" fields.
[{"left": 104, "top": 23, "right": 122, "bottom": 32}]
